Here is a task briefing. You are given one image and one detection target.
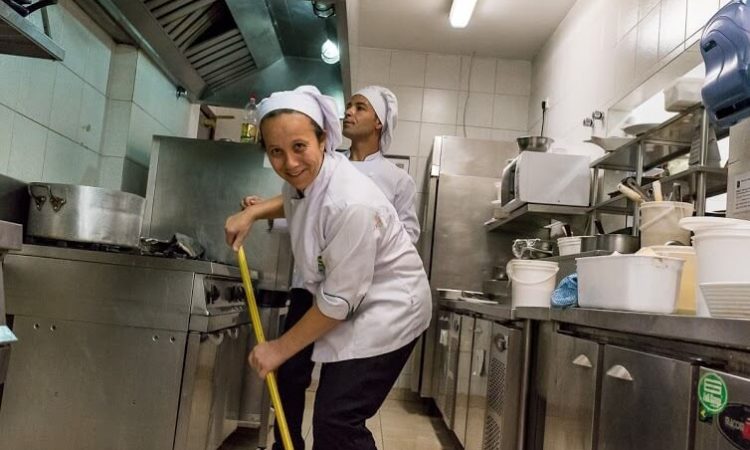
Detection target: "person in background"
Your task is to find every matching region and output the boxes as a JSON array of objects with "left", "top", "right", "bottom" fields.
[
  {"left": 236, "top": 85, "right": 421, "bottom": 450},
  {"left": 225, "top": 85, "right": 431, "bottom": 450}
]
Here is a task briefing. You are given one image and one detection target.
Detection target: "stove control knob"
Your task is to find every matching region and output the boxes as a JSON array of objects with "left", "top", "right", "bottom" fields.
[
  {"left": 206, "top": 284, "right": 220, "bottom": 303},
  {"left": 230, "top": 286, "right": 245, "bottom": 302}
]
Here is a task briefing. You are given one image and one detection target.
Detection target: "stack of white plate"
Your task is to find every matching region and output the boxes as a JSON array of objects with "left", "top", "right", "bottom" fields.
[{"left": 699, "top": 282, "right": 750, "bottom": 319}]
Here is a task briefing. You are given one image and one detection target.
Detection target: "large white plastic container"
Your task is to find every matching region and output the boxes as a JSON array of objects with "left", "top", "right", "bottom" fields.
[
  {"left": 577, "top": 255, "right": 684, "bottom": 313},
  {"left": 692, "top": 228, "right": 750, "bottom": 316},
  {"left": 506, "top": 259, "right": 559, "bottom": 308},
  {"left": 649, "top": 246, "right": 696, "bottom": 314},
  {"left": 639, "top": 201, "right": 694, "bottom": 247}
]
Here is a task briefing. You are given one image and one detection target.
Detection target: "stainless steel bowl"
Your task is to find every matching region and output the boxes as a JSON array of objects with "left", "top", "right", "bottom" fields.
[{"left": 516, "top": 136, "right": 554, "bottom": 152}]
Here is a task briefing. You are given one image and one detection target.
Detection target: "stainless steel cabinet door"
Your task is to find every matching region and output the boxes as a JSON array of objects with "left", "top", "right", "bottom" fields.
[
  {"left": 443, "top": 312, "right": 462, "bottom": 426},
  {"left": 597, "top": 346, "right": 695, "bottom": 450},
  {"left": 465, "top": 318, "right": 492, "bottom": 450},
  {"left": 483, "top": 322, "right": 523, "bottom": 450},
  {"left": 433, "top": 310, "right": 451, "bottom": 418},
  {"left": 454, "top": 314, "right": 476, "bottom": 445},
  {"left": 694, "top": 368, "right": 750, "bottom": 450},
  {"left": 543, "top": 333, "right": 601, "bottom": 450}
]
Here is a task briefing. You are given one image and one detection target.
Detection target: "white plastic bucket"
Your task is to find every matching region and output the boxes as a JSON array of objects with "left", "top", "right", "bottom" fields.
[
  {"left": 639, "top": 201, "right": 694, "bottom": 247},
  {"left": 557, "top": 237, "right": 582, "bottom": 256},
  {"left": 506, "top": 260, "right": 559, "bottom": 308},
  {"left": 692, "top": 228, "right": 750, "bottom": 317},
  {"left": 649, "top": 246, "right": 696, "bottom": 314}
]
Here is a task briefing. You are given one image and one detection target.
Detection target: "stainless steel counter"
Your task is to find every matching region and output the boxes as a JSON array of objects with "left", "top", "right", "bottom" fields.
[
  {"left": 439, "top": 301, "right": 750, "bottom": 352},
  {"left": 551, "top": 308, "right": 750, "bottom": 352},
  {"left": 438, "top": 298, "right": 515, "bottom": 321}
]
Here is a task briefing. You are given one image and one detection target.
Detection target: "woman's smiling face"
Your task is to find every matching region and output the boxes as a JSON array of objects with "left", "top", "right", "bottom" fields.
[{"left": 261, "top": 111, "right": 326, "bottom": 191}]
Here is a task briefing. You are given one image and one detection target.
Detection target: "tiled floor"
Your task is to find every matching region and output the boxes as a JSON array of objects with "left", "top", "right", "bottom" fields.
[{"left": 220, "top": 389, "right": 461, "bottom": 450}]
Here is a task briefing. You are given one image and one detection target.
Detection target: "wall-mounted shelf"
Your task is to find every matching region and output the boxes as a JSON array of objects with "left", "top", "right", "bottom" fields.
[
  {"left": 484, "top": 204, "right": 589, "bottom": 233},
  {"left": 590, "top": 165, "right": 728, "bottom": 215},
  {"left": 0, "top": 1, "right": 64, "bottom": 61}
]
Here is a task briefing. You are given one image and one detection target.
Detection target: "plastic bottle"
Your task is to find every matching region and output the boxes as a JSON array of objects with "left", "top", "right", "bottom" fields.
[{"left": 240, "top": 97, "right": 258, "bottom": 143}]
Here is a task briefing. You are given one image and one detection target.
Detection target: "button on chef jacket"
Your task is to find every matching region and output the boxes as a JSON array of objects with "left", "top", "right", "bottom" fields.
[
  {"left": 345, "top": 150, "right": 420, "bottom": 245},
  {"left": 283, "top": 151, "right": 432, "bottom": 363}
]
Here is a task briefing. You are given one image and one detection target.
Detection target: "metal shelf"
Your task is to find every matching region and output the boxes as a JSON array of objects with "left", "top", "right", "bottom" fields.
[
  {"left": 484, "top": 204, "right": 590, "bottom": 233},
  {"left": 0, "top": 2, "right": 64, "bottom": 61},
  {"left": 589, "top": 165, "right": 728, "bottom": 215},
  {"left": 589, "top": 104, "right": 727, "bottom": 171}
]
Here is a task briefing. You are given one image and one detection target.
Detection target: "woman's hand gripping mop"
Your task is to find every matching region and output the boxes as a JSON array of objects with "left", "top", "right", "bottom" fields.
[{"left": 237, "top": 246, "right": 294, "bottom": 450}]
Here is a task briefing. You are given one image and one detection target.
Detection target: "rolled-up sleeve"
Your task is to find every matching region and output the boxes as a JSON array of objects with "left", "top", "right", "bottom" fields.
[{"left": 316, "top": 204, "right": 380, "bottom": 320}]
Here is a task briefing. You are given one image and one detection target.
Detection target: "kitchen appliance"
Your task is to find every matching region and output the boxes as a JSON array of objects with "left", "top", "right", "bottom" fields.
[
  {"left": 26, "top": 183, "right": 145, "bottom": 248},
  {"left": 415, "top": 136, "right": 519, "bottom": 396},
  {"left": 694, "top": 368, "right": 750, "bottom": 449},
  {"left": 500, "top": 151, "right": 591, "bottom": 213},
  {"left": 0, "top": 244, "right": 251, "bottom": 450},
  {"left": 0, "top": 219, "right": 21, "bottom": 410}
]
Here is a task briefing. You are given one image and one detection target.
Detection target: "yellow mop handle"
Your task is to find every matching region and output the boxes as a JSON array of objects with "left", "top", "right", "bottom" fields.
[{"left": 237, "top": 246, "right": 294, "bottom": 450}]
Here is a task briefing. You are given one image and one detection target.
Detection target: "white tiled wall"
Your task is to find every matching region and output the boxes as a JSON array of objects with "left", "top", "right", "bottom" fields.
[
  {"left": 352, "top": 47, "right": 531, "bottom": 211},
  {"left": 528, "top": 0, "right": 724, "bottom": 160},
  {"left": 0, "top": 0, "right": 195, "bottom": 193},
  {"left": 352, "top": 46, "right": 532, "bottom": 389}
]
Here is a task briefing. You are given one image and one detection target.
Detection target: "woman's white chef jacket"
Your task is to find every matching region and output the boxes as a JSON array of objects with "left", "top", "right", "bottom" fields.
[
  {"left": 347, "top": 151, "right": 420, "bottom": 245},
  {"left": 282, "top": 151, "right": 432, "bottom": 363}
]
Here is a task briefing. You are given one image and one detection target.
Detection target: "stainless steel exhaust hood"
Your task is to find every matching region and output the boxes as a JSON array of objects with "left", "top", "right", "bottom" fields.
[{"left": 77, "top": 0, "right": 349, "bottom": 108}]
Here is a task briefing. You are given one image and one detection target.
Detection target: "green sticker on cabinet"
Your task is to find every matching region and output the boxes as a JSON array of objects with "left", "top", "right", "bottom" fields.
[{"left": 699, "top": 373, "right": 728, "bottom": 415}]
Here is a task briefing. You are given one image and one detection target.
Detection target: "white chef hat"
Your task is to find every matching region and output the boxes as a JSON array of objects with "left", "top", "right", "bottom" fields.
[
  {"left": 354, "top": 86, "right": 398, "bottom": 153},
  {"left": 258, "top": 85, "right": 342, "bottom": 153}
]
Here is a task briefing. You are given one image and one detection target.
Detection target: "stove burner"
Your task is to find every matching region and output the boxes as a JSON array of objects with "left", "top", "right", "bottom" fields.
[{"left": 24, "top": 236, "right": 214, "bottom": 262}]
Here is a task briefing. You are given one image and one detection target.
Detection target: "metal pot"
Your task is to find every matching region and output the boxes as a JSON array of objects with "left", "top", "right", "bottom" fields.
[
  {"left": 580, "top": 234, "right": 640, "bottom": 253},
  {"left": 27, "top": 183, "right": 145, "bottom": 248}
]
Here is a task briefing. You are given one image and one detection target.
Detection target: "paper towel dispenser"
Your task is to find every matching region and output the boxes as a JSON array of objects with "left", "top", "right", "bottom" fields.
[{"left": 701, "top": 0, "right": 750, "bottom": 128}]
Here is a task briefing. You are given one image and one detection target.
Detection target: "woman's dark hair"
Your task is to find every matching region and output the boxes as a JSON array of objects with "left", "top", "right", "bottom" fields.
[{"left": 259, "top": 108, "right": 325, "bottom": 148}]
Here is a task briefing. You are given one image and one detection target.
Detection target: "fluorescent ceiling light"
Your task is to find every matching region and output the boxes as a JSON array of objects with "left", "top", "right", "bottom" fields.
[
  {"left": 321, "top": 39, "right": 340, "bottom": 64},
  {"left": 449, "top": 0, "right": 478, "bottom": 28}
]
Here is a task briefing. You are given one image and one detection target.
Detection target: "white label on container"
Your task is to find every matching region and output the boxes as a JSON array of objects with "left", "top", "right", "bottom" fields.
[{"left": 733, "top": 170, "right": 750, "bottom": 214}]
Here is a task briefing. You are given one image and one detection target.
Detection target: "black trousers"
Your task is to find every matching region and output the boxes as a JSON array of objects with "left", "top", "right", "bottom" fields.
[
  {"left": 272, "top": 288, "right": 315, "bottom": 450},
  {"left": 272, "top": 289, "right": 416, "bottom": 450},
  {"left": 312, "top": 339, "right": 417, "bottom": 450}
]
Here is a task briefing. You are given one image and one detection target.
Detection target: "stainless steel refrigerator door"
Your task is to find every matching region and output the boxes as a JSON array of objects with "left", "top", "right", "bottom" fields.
[
  {"left": 465, "top": 318, "right": 492, "bottom": 450},
  {"left": 453, "top": 314, "right": 475, "bottom": 445},
  {"left": 419, "top": 137, "right": 518, "bottom": 398},
  {"left": 694, "top": 368, "right": 750, "bottom": 450},
  {"left": 543, "top": 333, "right": 601, "bottom": 450},
  {"left": 597, "top": 345, "right": 695, "bottom": 450},
  {"left": 483, "top": 322, "right": 523, "bottom": 450}
]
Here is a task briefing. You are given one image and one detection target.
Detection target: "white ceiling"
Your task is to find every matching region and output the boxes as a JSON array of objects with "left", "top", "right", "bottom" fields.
[{"left": 358, "top": 0, "right": 577, "bottom": 60}]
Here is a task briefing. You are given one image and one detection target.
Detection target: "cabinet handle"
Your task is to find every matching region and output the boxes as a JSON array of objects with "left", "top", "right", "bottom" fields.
[
  {"left": 606, "top": 364, "right": 634, "bottom": 382},
  {"left": 572, "top": 354, "right": 593, "bottom": 368}
]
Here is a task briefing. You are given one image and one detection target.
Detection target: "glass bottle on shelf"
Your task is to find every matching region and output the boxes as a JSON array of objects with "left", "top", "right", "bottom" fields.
[{"left": 240, "top": 96, "right": 258, "bottom": 143}]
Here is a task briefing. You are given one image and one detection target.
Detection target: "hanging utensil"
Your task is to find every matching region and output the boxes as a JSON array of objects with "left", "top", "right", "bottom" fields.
[
  {"left": 540, "top": 100, "right": 547, "bottom": 137},
  {"left": 237, "top": 247, "right": 294, "bottom": 450}
]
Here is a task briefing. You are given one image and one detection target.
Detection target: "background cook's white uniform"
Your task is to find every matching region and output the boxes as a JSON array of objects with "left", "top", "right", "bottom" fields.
[
  {"left": 283, "top": 151, "right": 432, "bottom": 363},
  {"left": 346, "top": 151, "right": 420, "bottom": 245}
]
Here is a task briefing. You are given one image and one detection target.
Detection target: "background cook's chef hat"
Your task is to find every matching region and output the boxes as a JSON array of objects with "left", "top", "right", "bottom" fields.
[
  {"left": 258, "top": 85, "right": 342, "bottom": 153},
  {"left": 354, "top": 85, "right": 398, "bottom": 153}
]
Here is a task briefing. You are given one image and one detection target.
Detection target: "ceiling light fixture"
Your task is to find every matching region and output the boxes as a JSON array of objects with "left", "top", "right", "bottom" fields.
[
  {"left": 449, "top": 0, "right": 478, "bottom": 28},
  {"left": 321, "top": 39, "right": 340, "bottom": 64}
]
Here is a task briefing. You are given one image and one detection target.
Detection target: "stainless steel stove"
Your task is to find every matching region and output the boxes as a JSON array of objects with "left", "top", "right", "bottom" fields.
[{"left": 0, "top": 243, "right": 254, "bottom": 450}]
